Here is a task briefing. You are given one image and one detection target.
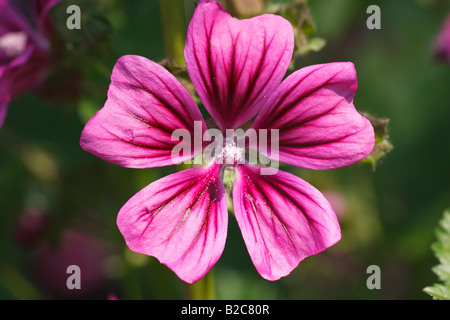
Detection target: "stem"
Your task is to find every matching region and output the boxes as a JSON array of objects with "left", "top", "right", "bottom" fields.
[
  {"left": 159, "top": 0, "right": 216, "bottom": 301},
  {"left": 183, "top": 0, "right": 198, "bottom": 23},
  {"left": 0, "top": 265, "right": 43, "bottom": 300},
  {"left": 159, "top": 0, "right": 188, "bottom": 66},
  {"left": 186, "top": 269, "right": 216, "bottom": 300}
]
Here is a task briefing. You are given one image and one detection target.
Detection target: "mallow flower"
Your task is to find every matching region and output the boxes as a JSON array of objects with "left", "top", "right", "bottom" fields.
[
  {"left": 0, "top": 0, "right": 60, "bottom": 127},
  {"left": 80, "top": 0, "right": 375, "bottom": 283}
]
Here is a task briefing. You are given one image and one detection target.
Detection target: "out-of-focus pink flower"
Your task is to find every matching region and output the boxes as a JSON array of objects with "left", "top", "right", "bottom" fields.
[
  {"left": 322, "top": 191, "right": 348, "bottom": 218},
  {"left": 33, "top": 229, "right": 112, "bottom": 299},
  {"left": 80, "top": 0, "right": 374, "bottom": 283},
  {"left": 434, "top": 13, "right": 450, "bottom": 62},
  {"left": 0, "top": 0, "right": 60, "bottom": 127},
  {"left": 107, "top": 293, "right": 118, "bottom": 300},
  {"left": 13, "top": 209, "right": 48, "bottom": 248}
]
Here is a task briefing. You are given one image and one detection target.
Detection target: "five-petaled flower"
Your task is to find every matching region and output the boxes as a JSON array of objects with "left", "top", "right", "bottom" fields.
[
  {"left": 0, "top": 0, "right": 60, "bottom": 127},
  {"left": 80, "top": 0, "right": 375, "bottom": 283}
]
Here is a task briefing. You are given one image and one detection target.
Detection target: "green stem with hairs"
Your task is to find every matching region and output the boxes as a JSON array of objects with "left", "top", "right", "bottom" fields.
[
  {"left": 159, "top": 0, "right": 216, "bottom": 300},
  {"left": 159, "top": 0, "right": 189, "bottom": 66},
  {"left": 186, "top": 269, "right": 216, "bottom": 300}
]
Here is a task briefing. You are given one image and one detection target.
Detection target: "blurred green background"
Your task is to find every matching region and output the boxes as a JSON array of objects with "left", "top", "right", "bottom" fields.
[{"left": 0, "top": 0, "right": 448, "bottom": 299}]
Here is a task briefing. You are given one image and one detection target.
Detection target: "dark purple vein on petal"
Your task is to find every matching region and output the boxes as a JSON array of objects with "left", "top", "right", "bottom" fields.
[
  {"left": 126, "top": 77, "right": 193, "bottom": 130},
  {"left": 261, "top": 65, "right": 332, "bottom": 127},
  {"left": 241, "top": 168, "right": 332, "bottom": 257}
]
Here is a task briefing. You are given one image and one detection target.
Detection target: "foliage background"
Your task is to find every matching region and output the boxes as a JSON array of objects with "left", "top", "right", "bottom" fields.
[{"left": 0, "top": 0, "right": 448, "bottom": 299}]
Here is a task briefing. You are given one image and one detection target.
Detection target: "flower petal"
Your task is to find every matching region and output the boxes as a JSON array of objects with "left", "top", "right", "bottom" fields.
[
  {"left": 434, "top": 13, "right": 450, "bottom": 62},
  {"left": 233, "top": 164, "right": 341, "bottom": 281},
  {"left": 4, "top": 0, "right": 62, "bottom": 38},
  {"left": 117, "top": 162, "right": 227, "bottom": 283},
  {"left": 251, "top": 62, "right": 375, "bottom": 170},
  {"left": 33, "top": 0, "right": 62, "bottom": 37},
  {"left": 0, "top": 97, "right": 9, "bottom": 126},
  {"left": 185, "top": 0, "right": 294, "bottom": 131},
  {"left": 0, "top": 45, "right": 48, "bottom": 127},
  {"left": 0, "top": 1, "right": 33, "bottom": 36},
  {"left": 80, "top": 55, "right": 207, "bottom": 168}
]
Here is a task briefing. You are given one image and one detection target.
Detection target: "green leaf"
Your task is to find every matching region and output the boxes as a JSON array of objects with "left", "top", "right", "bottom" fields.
[
  {"left": 423, "top": 284, "right": 450, "bottom": 300},
  {"left": 359, "top": 112, "right": 393, "bottom": 170},
  {"left": 299, "top": 37, "right": 327, "bottom": 55},
  {"left": 424, "top": 209, "right": 450, "bottom": 300},
  {"left": 267, "top": 0, "right": 323, "bottom": 58}
]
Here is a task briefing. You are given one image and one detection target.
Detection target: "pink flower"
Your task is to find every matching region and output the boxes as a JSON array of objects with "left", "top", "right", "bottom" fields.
[
  {"left": 0, "top": 0, "right": 60, "bottom": 127},
  {"left": 33, "top": 229, "right": 112, "bottom": 299},
  {"left": 434, "top": 13, "right": 450, "bottom": 62},
  {"left": 80, "top": 0, "right": 374, "bottom": 283},
  {"left": 13, "top": 209, "right": 48, "bottom": 248}
]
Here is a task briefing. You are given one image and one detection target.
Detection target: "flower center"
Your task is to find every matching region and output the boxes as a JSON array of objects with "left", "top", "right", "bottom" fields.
[
  {"left": 218, "top": 141, "right": 244, "bottom": 166},
  {"left": 0, "top": 31, "right": 28, "bottom": 58}
]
